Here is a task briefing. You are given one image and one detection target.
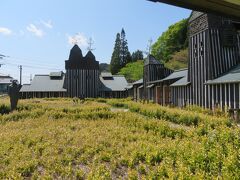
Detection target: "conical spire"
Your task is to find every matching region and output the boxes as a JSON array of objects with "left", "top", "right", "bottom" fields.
[
  {"left": 85, "top": 51, "right": 96, "bottom": 61},
  {"left": 144, "top": 54, "right": 163, "bottom": 66},
  {"left": 69, "top": 44, "right": 83, "bottom": 61}
]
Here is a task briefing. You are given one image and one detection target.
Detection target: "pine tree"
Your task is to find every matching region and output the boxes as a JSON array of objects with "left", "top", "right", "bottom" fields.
[
  {"left": 120, "top": 28, "right": 131, "bottom": 67},
  {"left": 110, "top": 29, "right": 132, "bottom": 74},
  {"left": 132, "top": 50, "right": 144, "bottom": 62},
  {"left": 110, "top": 33, "right": 121, "bottom": 74}
]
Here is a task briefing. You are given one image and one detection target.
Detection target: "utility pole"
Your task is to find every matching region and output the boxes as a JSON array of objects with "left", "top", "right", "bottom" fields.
[
  {"left": 30, "top": 74, "right": 32, "bottom": 82},
  {"left": 0, "top": 54, "right": 5, "bottom": 68},
  {"left": 18, "top": 65, "right": 22, "bottom": 85},
  {"left": 143, "top": 38, "right": 153, "bottom": 56},
  {"left": 147, "top": 38, "right": 153, "bottom": 55}
]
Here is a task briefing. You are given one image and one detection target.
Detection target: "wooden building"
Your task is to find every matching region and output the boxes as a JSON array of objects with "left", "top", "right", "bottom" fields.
[
  {"left": 136, "top": 11, "right": 240, "bottom": 111},
  {"left": 170, "top": 11, "right": 240, "bottom": 110},
  {"left": 20, "top": 72, "right": 66, "bottom": 98},
  {"left": 143, "top": 55, "right": 173, "bottom": 102},
  {"left": 99, "top": 72, "right": 129, "bottom": 98},
  {"left": 132, "top": 79, "right": 143, "bottom": 101},
  {"left": 20, "top": 45, "right": 130, "bottom": 99},
  {"left": 64, "top": 45, "right": 100, "bottom": 98},
  {"left": 148, "top": 69, "right": 188, "bottom": 105},
  {"left": 0, "top": 74, "right": 13, "bottom": 95}
]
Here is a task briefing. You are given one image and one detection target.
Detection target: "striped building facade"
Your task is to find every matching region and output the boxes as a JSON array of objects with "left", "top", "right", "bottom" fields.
[
  {"left": 143, "top": 55, "right": 173, "bottom": 101},
  {"left": 21, "top": 45, "right": 130, "bottom": 99},
  {"left": 136, "top": 11, "right": 240, "bottom": 112},
  {"left": 64, "top": 45, "right": 100, "bottom": 98},
  {"left": 171, "top": 11, "right": 240, "bottom": 110}
]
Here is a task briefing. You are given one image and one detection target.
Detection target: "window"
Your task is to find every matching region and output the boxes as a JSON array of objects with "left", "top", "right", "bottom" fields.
[{"left": 200, "top": 41, "right": 204, "bottom": 56}]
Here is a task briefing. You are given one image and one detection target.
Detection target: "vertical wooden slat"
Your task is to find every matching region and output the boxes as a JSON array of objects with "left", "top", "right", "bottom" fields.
[
  {"left": 220, "top": 84, "right": 223, "bottom": 110},
  {"left": 234, "top": 83, "right": 236, "bottom": 109}
]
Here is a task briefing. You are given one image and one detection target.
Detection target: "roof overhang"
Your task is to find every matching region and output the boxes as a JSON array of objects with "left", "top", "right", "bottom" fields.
[
  {"left": 147, "top": 84, "right": 155, "bottom": 88},
  {"left": 205, "top": 80, "right": 240, "bottom": 85},
  {"left": 148, "top": 0, "right": 240, "bottom": 20}
]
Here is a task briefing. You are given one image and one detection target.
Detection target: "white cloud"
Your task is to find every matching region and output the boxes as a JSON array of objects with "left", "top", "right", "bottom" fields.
[
  {"left": 0, "top": 27, "right": 12, "bottom": 35},
  {"left": 67, "top": 33, "right": 88, "bottom": 48},
  {"left": 40, "top": 20, "right": 53, "bottom": 29},
  {"left": 26, "top": 24, "right": 44, "bottom": 37}
]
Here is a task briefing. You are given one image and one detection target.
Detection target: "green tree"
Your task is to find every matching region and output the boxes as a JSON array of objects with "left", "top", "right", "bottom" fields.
[
  {"left": 118, "top": 60, "right": 144, "bottom": 82},
  {"left": 110, "top": 33, "right": 121, "bottom": 74},
  {"left": 120, "top": 28, "right": 131, "bottom": 67},
  {"left": 151, "top": 18, "right": 188, "bottom": 62},
  {"left": 132, "top": 50, "right": 144, "bottom": 62}
]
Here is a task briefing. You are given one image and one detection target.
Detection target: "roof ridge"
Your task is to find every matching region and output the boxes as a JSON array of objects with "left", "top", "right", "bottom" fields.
[{"left": 173, "top": 68, "right": 188, "bottom": 72}]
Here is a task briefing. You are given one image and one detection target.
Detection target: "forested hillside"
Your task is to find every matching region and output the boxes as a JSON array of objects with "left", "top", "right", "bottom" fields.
[
  {"left": 151, "top": 18, "right": 189, "bottom": 70},
  {"left": 116, "top": 18, "right": 189, "bottom": 82}
]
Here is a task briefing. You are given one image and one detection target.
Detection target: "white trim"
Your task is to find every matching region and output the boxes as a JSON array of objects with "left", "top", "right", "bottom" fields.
[
  {"left": 234, "top": 83, "right": 236, "bottom": 109},
  {"left": 220, "top": 84, "right": 223, "bottom": 110},
  {"left": 229, "top": 84, "right": 231, "bottom": 108}
]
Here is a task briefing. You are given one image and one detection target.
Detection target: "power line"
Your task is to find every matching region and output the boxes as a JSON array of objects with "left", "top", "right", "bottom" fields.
[
  {"left": 19, "top": 65, "right": 22, "bottom": 85},
  {"left": 3, "top": 62, "right": 63, "bottom": 71},
  {"left": 0, "top": 53, "right": 62, "bottom": 69}
]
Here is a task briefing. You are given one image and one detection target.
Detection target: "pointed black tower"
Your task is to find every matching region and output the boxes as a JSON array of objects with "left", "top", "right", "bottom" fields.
[
  {"left": 143, "top": 55, "right": 172, "bottom": 100},
  {"left": 64, "top": 45, "right": 100, "bottom": 98}
]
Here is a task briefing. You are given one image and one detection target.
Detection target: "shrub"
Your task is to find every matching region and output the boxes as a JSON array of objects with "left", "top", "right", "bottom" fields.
[{"left": 0, "top": 104, "right": 10, "bottom": 115}]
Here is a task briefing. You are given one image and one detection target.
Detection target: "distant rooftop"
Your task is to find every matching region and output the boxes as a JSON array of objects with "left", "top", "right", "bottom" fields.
[
  {"left": 20, "top": 72, "right": 66, "bottom": 92},
  {"left": 133, "top": 79, "right": 143, "bottom": 85},
  {"left": 148, "top": 68, "right": 188, "bottom": 84},
  {"left": 101, "top": 72, "right": 113, "bottom": 78},
  {"left": 144, "top": 55, "right": 163, "bottom": 66},
  {"left": 0, "top": 74, "right": 13, "bottom": 84},
  {"left": 100, "top": 74, "right": 128, "bottom": 92}
]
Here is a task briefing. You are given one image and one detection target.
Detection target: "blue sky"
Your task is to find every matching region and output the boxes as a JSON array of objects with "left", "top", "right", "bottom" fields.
[{"left": 0, "top": 0, "right": 190, "bottom": 83}]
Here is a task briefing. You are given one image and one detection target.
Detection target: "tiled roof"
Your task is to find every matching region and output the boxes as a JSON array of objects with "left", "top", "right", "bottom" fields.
[
  {"left": 149, "top": 69, "right": 188, "bottom": 84},
  {"left": 163, "top": 69, "right": 188, "bottom": 81},
  {"left": 132, "top": 79, "right": 143, "bottom": 85},
  {"left": 144, "top": 55, "right": 163, "bottom": 66},
  {"left": 20, "top": 72, "right": 66, "bottom": 92},
  {"left": 206, "top": 65, "right": 240, "bottom": 84},
  {"left": 100, "top": 75, "right": 128, "bottom": 92},
  {"left": 170, "top": 76, "right": 190, "bottom": 87},
  {"left": 101, "top": 72, "right": 113, "bottom": 78},
  {"left": 0, "top": 75, "right": 13, "bottom": 84}
]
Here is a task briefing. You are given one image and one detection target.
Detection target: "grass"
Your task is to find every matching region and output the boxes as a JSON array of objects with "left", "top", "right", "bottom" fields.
[{"left": 0, "top": 98, "right": 240, "bottom": 179}]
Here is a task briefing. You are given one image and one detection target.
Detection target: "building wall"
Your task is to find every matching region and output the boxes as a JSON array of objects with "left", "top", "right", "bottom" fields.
[
  {"left": 143, "top": 62, "right": 172, "bottom": 100},
  {"left": 188, "top": 13, "right": 240, "bottom": 108},
  {"left": 171, "top": 85, "right": 191, "bottom": 107},
  {"left": 65, "top": 69, "right": 99, "bottom": 98},
  {"left": 207, "top": 83, "right": 240, "bottom": 110},
  {"left": 0, "top": 84, "right": 10, "bottom": 94},
  {"left": 20, "top": 92, "right": 66, "bottom": 99},
  {"left": 141, "top": 13, "right": 240, "bottom": 111},
  {"left": 99, "top": 91, "right": 127, "bottom": 98},
  {"left": 64, "top": 46, "right": 100, "bottom": 98}
]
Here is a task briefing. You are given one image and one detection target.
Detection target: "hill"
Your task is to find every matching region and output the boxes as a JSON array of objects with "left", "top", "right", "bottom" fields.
[
  {"left": 164, "top": 48, "right": 188, "bottom": 70},
  {"left": 99, "top": 63, "right": 110, "bottom": 72},
  {"left": 151, "top": 18, "right": 189, "bottom": 69}
]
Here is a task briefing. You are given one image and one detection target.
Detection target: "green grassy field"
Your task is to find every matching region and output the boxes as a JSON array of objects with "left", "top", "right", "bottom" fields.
[{"left": 0, "top": 98, "right": 240, "bottom": 179}]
